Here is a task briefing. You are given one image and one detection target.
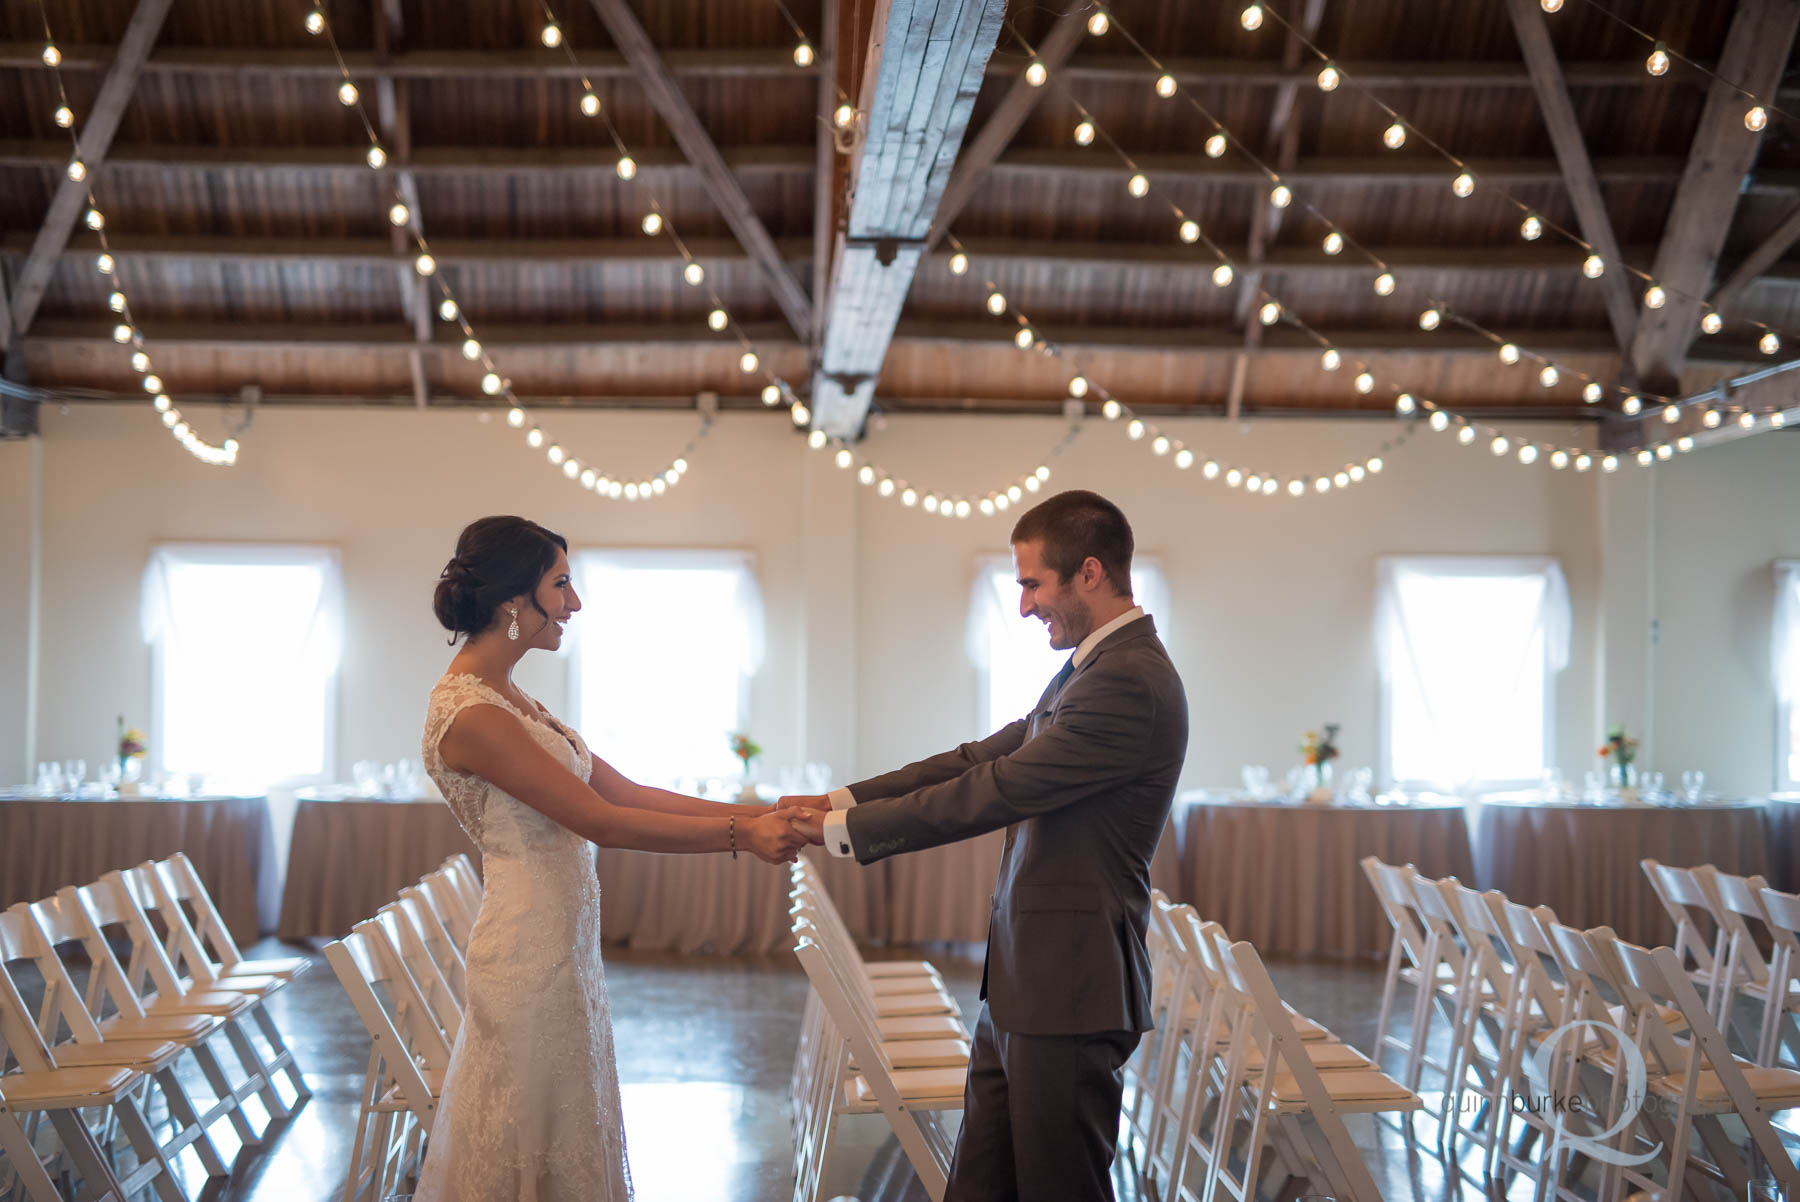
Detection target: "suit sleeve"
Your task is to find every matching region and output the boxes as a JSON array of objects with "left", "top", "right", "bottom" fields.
[
  {"left": 843, "top": 663, "right": 1155, "bottom": 864},
  {"left": 844, "top": 718, "right": 1029, "bottom": 805}
]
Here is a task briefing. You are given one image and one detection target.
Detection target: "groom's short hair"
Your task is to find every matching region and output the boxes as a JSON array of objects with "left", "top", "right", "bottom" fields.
[{"left": 1011, "top": 490, "right": 1133, "bottom": 596}]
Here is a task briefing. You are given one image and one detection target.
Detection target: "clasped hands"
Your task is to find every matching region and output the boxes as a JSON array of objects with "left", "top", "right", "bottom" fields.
[{"left": 737, "top": 794, "right": 831, "bottom": 864}]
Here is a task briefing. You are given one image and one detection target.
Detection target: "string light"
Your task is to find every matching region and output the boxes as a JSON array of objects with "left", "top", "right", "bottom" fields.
[
  {"left": 1205, "top": 133, "right": 1227, "bottom": 158},
  {"left": 1212, "top": 264, "right": 1234, "bottom": 287},
  {"left": 1373, "top": 272, "right": 1396, "bottom": 296},
  {"left": 1646, "top": 44, "right": 1669, "bottom": 76},
  {"left": 1539, "top": 364, "right": 1559, "bottom": 387},
  {"left": 366, "top": 144, "right": 387, "bottom": 169},
  {"left": 1382, "top": 120, "right": 1406, "bottom": 149},
  {"left": 1026, "top": 60, "right": 1048, "bottom": 87},
  {"left": 1075, "top": 120, "right": 1096, "bottom": 146},
  {"left": 1643, "top": 284, "right": 1666, "bottom": 309},
  {"left": 41, "top": 43, "right": 60, "bottom": 66},
  {"left": 1747, "top": 106, "right": 1769, "bottom": 132},
  {"left": 389, "top": 202, "right": 410, "bottom": 226},
  {"left": 65, "top": 159, "right": 84, "bottom": 182},
  {"left": 949, "top": 252, "right": 969, "bottom": 275},
  {"left": 1419, "top": 308, "right": 1441, "bottom": 331},
  {"left": 1127, "top": 173, "right": 1149, "bottom": 198},
  {"left": 1763, "top": 331, "right": 1782, "bottom": 355},
  {"left": 793, "top": 41, "right": 814, "bottom": 67},
  {"left": 1241, "top": 5, "right": 1264, "bottom": 30},
  {"left": 641, "top": 212, "right": 663, "bottom": 235},
  {"left": 84, "top": 207, "right": 104, "bottom": 230},
  {"left": 1270, "top": 184, "right": 1292, "bottom": 208},
  {"left": 439, "top": 299, "right": 458, "bottom": 321},
  {"left": 581, "top": 91, "right": 601, "bottom": 117},
  {"left": 1179, "top": 220, "right": 1200, "bottom": 243},
  {"left": 1582, "top": 255, "right": 1605, "bottom": 279},
  {"left": 540, "top": 22, "right": 562, "bottom": 48},
  {"left": 1087, "top": 10, "right": 1110, "bottom": 35},
  {"left": 833, "top": 103, "right": 855, "bottom": 129},
  {"left": 305, "top": 10, "right": 325, "bottom": 34},
  {"left": 1155, "top": 73, "right": 1177, "bottom": 98},
  {"left": 1322, "top": 230, "right": 1344, "bottom": 255},
  {"left": 1521, "top": 214, "right": 1542, "bottom": 241},
  {"left": 1701, "top": 310, "right": 1723, "bottom": 334},
  {"left": 414, "top": 253, "right": 436, "bottom": 276},
  {"left": 986, "top": 291, "right": 1007, "bottom": 315},
  {"left": 1451, "top": 171, "right": 1475, "bottom": 198},
  {"left": 338, "top": 81, "right": 358, "bottom": 106},
  {"left": 1316, "top": 64, "right": 1340, "bottom": 91},
  {"left": 616, "top": 155, "right": 636, "bottom": 180}
]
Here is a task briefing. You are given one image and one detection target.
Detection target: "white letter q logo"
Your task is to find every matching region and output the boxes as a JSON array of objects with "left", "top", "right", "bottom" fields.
[{"left": 1526, "top": 1019, "right": 1661, "bottom": 1167}]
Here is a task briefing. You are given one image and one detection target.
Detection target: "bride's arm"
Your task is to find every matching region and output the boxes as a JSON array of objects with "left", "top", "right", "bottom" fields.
[
  {"left": 441, "top": 705, "right": 797, "bottom": 857},
  {"left": 587, "top": 752, "right": 772, "bottom": 818}
]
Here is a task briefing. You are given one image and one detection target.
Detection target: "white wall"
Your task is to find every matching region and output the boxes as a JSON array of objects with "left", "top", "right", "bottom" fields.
[
  {"left": 0, "top": 438, "right": 38, "bottom": 784},
  {"left": 8, "top": 403, "right": 1795, "bottom": 795}
]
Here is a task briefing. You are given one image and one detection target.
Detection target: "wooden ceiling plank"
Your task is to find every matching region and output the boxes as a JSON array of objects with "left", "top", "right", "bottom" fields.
[
  {"left": 810, "top": 0, "right": 1009, "bottom": 438},
  {"left": 587, "top": 0, "right": 812, "bottom": 340},
  {"left": 8, "top": 0, "right": 173, "bottom": 343},
  {"left": 1625, "top": 0, "right": 1800, "bottom": 396}
]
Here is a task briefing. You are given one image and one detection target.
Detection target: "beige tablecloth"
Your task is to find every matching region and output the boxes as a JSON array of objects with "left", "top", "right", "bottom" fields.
[
  {"left": 0, "top": 794, "right": 273, "bottom": 944},
  {"left": 1179, "top": 797, "right": 1476, "bottom": 960},
  {"left": 1469, "top": 798, "right": 1770, "bottom": 946},
  {"left": 1763, "top": 794, "right": 1800, "bottom": 892},
  {"left": 277, "top": 798, "right": 480, "bottom": 940}
]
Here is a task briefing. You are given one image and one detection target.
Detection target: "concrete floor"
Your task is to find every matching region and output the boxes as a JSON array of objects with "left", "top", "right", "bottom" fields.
[{"left": 10, "top": 939, "right": 1784, "bottom": 1201}]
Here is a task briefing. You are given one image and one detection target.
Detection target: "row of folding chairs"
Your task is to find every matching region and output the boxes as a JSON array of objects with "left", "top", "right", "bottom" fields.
[
  {"left": 1121, "top": 893, "right": 1422, "bottom": 1202},
  {"left": 786, "top": 858, "right": 970, "bottom": 1202},
  {"left": 322, "top": 853, "right": 481, "bottom": 1202},
  {"left": 1363, "top": 854, "right": 1800, "bottom": 1201},
  {"left": 0, "top": 852, "right": 310, "bottom": 1202}
]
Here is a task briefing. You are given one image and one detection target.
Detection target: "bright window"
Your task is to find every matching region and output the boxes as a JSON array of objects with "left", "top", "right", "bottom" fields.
[
  {"left": 569, "top": 550, "right": 763, "bottom": 787},
  {"left": 1376, "top": 557, "right": 1570, "bottom": 791},
  {"left": 1776, "top": 561, "right": 1800, "bottom": 789},
  {"left": 141, "top": 545, "right": 342, "bottom": 788},
  {"left": 967, "top": 554, "right": 1167, "bottom": 735}
]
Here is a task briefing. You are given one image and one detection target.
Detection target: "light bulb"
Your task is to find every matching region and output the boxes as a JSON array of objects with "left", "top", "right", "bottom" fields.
[
  {"left": 507, "top": 407, "right": 525, "bottom": 427},
  {"left": 96, "top": 253, "right": 114, "bottom": 274},
  {"left": 1741, "top": 410, "right": 1758, "bottom": 429},
  {"left": 1155, "top": 73, "right": 1177, "bottom": 98},
  {"left": 1622, "top": 395, "right": 1642, "bottom": 415},
  {"left": 1288, "top": 479, "right": 1305, "bottom": 497},
  {"left": 1677, "top": 435, "right": 1696, "bottom": 449},
  {"left": 1127, "top": 173, "right": 1149, "bottom": 198},
  {"left": 1259, "top": 301, "right": 1280, "bottom": 325},
  {"left": 1644, "top": 284, "right": 1666, "bottom": 309},
  {"left": 581, "top": 91, "right": 601, "bottom": 117},
  {"left": 923, "top": 494, "right": 939, "bottom": 514},
  {"left": 979, "top": 498, "right": 996, "bottom": 516},
  {"left": 1179, "top": 219, "right": 1200, "bottom": 243},
  {"left": 338, "top": 81, "right": 358, "bottom": 106},
  {"left": 112, "top": 323, "right": 132, "bottom": 343},
  {"left": 1069, "top": 375, "right": 1089, "bottom": 398},
  {"left": 540, "top": 22, "right": 562, "bottom": 47},
  {"left": 859, "top": 465, "right": 876, "bottom": 486},
  {"left": 1015, "top": 327, "right": 1034, "bottom": 349},
  {"left": 84, "top": 208, "right": 104, "bottom": 230},
  {"left": 652, "top": 478, "right": 666, "bottom": 495},
  {"left": 1458, "top": 425, "right": 1476, "bottom": 444},
  {"left": 1636, "top": 449, "right": 1654, "bottom": 465},
  {"left": 1175, "top": 448, "right": 1194, "bottom": 469},
  {"left": 1574, "top": 453, "right": 1592, "bottom": 472},
  {"left": 1704, "top": 408, "right": 1721, "bottom": 428},
  {"left": 1540, "top": 364, "right": 1560, "bottom": 387},
  {"left": 739, "top": 351, "right": 759, "bottom": 373},
  {"left": 616, "top": 156, "right": 636, "bottom": 180},
  {"left": 1075, "top": 120, "right": 1096, "bottom": 146},
  {"left": 1321, "top": 348, "right": 1341, "bottom": 371},
  {"left": 1126, "top": 419, "right": 1145, "bottom": 440},
  {"left": 1700, "top": 310, "right": 1722, "bottom": 334},
  {"left": 956, "top": 499, "right": 971, "bottom": 518},
  {"left": 1035, "top": 465, "right": 1051, "bottom": 482},
  {"left": 1583, "top": 381, "right": 1602, "bottom": 403},
  {"left": 1430, "top": 410, "right": 1450, "bottom": 431},
  {"left": 108, "top": 291, "right": 126, "bottom": 312},
  {"left": 1490, "top": 435, "right": 1509, "bottom": 455},
  {"left": 66, "top": 159, "right": 85, "bottom": 182},
  {"left": 638, "top": 211, "right": 663, "bottom": 236},
  {"left": 1205, "top": 132, "right": 1227, "bottom": 158},
  {"left": 547, "top": 443, "right": 565, "bottom": 464},
  {"left": 1452, "top": 172, "right": 1475, "bottom": 198},
  {"left": 1774, "top": 413, "right": 1789, "bottom": 429},
  {"left": 131, "top": 351, "right": 149, "bottom": 371},
  {"left": 1008, "top": 485, "right": 1023, "bottom": 501},
  {"left": 948, "top": 251, "right": 968, "bottom": 275},
  {"left": 1241, "top": 4, "right": 1264, "bottom": 30},
  {"left": 791, "top": 403, "right": 811, "bottom": 426},
  {"left": 1212, "top": 263, "right": 1234, "bottom": 287},
  {"left": 1499, "top": 342, "right": 1520, "bottom": 364},
  {"left": 389, "top": 202, "right": 409, "bottom": 225},
  {"left": 1519, "top": 444, "right": 1540, "bottom": 465},
  {"left": 1316, "top": 477, "right": 1332, "bottom": 493},
  {"left": 153, "top": 394, "right": 170, "bottom": 412},
  {"left": 161, "top": 409, "right": 178, "bottom": 427},
  {"left": 1761, "top": 331, "right": 1781, "bottom": 355},
  {"left": 462, "top": 338, "right": 481, "bottom": 360},
  {"left": 1354, "top": 371, "right": 1374, "bottom": 394},
  {"left": 762, "top": 383, "right": 781, "bottom": 405},
  {"left": 1583, "top": 254, "right": 1605, "bottom": 278},
  {"left": 1656, "top": 443, "right": 1674, "bottom": 460},
  {"left": 305, "top": 11, "right": 325, "bottom": 34},
  {"left": 581, "top": 468, "right": 596, "bottom": 489},
  {"left": 1026, "top": 60, "right": 1048, "bottom": 87},
  {"left": 1102, "top": 399, "right": 1122, "bottom": 420},
  {"left": 1747, "top": 105, "right": 1768, "bottom": 132},
  {"left": 366, "top": 145, "right": 387, "bottom": 169},
  {"left": 439, "top": 299, "right": 458, "bottom": 320},
  {"left": 527, "top": 427, "right": 545, "bottom": 447},
  {"left": 1396, "top": 393, "right": 1416, "bottom": 414},
  {"left": 1419, "top": 307, "right": 1441, "bottom": 330},
  {"left": 1317, "top": 65, "right": 1340, "bottom": 91},
  {"left": 1383, "top": 121, "right": 1406, "bottom": 150},
  {"left": 1087, "top": 10, "right": 1109, "bottom": 35},
  {"left": 1226, "top": 469, "right": 1243, "bottom": 487},
  {"left": 879, "top": 478, "right": 896, "bottom": 497},
  {"left": 835, "top": 448, "right": 853, "bottom": 469},
  {"left": 793, "top": 42, "right": 814, "bottom": 67},
  {"left": 1152, "top": 435, "right": 1170, "bottom": 455},
  {"left": 1204, "top": 460, "right": 1221, "bottom": 478},
  {"left": 1541, "top": 0, "right": 1562, "bottom": 9},
  {"left": 624, "top": 483, "right": 638, "bottom": 500},
  {"left": 682, "top": 261, "right": 706, "bottom": 287},
  {"left": 1334, "top": 471, "right": 1349, "bottom": 487},
  {"left": 482, "top": 372, "right": 502, "bottom": 395},
  {"left": 833, "top": 103, "right": 855, "bottom": 128},
  {"left": 807, "top": 430, "right": 826, "bottom": 449},
  {"left": 708, "top": 308, "right": 728, "bottom": 331},
  {"left": 901, "top": 488, "right": 917, "bottom": 507},
  {"left": 1663, "top": 404, "right": 1681, "bottom": 423},
  {"left": 1521, "top": 214, "right": 1542, "bottom": 241},
  {"left": 1270, "top": 184, "right": 1291, "bottom": 208},
  {"left": 143, "top": 374, "right": 162, "bottom": 393},
  {"left": 1323, "top": 231, "right": 1344, "bottom": 255},
  {"left": 1373, "top": 272, "right": 1396, "bottom": 296},
  {"left": 1551, "top": 450, "right": 1569, "bottom": 469},
  {"left": 413, "top": 252, "right": 439, "bottom": 276},
  {"left": 42, "top": 43, "right": 60, "bottom": 66},
  {"left": 987, "top": 291, "right": 1007, "bottom": 315},
  {"left": 1646, "top": 46, "right": 1669, "bottom": 76}
]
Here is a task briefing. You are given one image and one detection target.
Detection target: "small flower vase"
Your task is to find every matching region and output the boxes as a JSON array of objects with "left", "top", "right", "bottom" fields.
[
  {"left": 1306, "top": 761, "right": 1334, "bottom": 805},
  {"left": 1614, "top": 761, "right": 1639, "bottom": 803},
  {"left": 736, "top": 759, "right": 759, "bottom": 803},
  {"left": 118, "top": 756, "right": 143, "bottom": 796}
]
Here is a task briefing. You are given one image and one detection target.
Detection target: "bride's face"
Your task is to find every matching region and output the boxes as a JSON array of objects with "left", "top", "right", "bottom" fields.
[{"left": 514, "top": 550, "right": 580, "bottom": 651}]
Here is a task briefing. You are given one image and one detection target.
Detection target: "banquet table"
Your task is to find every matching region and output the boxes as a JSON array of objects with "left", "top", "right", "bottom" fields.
[
  {"left": 1762, "top": 793, "right": 1800, "bottom": 892},
  {"left": 0, "top": 792, "right": 275, "bottom": 944},
  {"left": 277, "top": 793, "right": 480, "bottom": 940},
  {"left": 1177, "top": 793, "right": 1475, "bottom": 960},
  {"left": 1470, "top": 794, "right": 1769, "bottom": 946}
]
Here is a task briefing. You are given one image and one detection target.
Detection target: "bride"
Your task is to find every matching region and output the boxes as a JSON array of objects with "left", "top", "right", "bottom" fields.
[{"left": 416, "top": 515, "right": 807, "bottom": 1200}]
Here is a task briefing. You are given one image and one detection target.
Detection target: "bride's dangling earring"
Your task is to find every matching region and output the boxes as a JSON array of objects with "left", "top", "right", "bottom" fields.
[{"left": 507, "top": 606, "right": 520, "bottom": 641}]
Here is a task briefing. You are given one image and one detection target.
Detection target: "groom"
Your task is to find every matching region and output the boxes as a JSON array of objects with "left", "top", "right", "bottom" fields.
[{"left": 783, "top": 489, "right": 1188, "bottom": 1202}]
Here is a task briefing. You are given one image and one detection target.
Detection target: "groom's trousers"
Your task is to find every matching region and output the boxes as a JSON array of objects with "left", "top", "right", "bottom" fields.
[{"left": 943, "top": 1004, "right": 1140, "bottom": 1202}]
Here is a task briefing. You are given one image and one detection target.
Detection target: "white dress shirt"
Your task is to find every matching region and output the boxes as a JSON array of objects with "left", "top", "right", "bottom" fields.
[{"left": 821, "top": 606, "right": 1146, "bottom": 858}]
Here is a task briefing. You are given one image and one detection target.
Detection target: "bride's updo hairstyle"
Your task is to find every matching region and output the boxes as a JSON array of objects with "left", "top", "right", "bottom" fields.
[{"left": 434, "top": 516, "right": 569, "bottom": 643}]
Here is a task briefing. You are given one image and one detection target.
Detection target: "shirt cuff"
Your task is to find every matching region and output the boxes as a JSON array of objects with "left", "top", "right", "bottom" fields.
[
  {"left": 823, "top": 810, "right": 855, "bottom": 859},
  {"left": 827, "top": 787, "right": 856, "bottom": 811}
]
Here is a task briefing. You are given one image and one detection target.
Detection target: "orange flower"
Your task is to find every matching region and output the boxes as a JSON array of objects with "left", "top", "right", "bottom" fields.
[{"left": 1598, "top": 745, "right": 1611, "bottom": 757}]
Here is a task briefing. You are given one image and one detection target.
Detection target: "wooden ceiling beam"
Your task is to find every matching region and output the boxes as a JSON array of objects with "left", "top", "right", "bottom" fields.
[
  {"left": 810, "top": 0, "right": 1009, "bottom": 437},
  {"left": 1626, "top": 0, "right": 1800, "bottom": 397},
  {"left": 7, "top": 0, "right": 172, "bottom": 343},
  {"left": 925, "top": 0, "right": 1095, "bottom": 249},
  {"left": 587, "top": 0, "right": 811, "bottom": 340},
  {"left": 810, "top": 0, "right": 841, "bottom": 353},
  {"left": 371, "top": 0, "right": 430, "bottom": 409},
  {"left": 1506, "top": 0, "right": 1640, "bottom": 355},
  {"left": 1710, "top": 202, "right": 1800, "bottom": 312}
]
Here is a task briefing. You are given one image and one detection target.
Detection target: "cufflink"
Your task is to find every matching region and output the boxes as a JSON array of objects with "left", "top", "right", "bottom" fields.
[{"left": 835, "top": 838, "right": 852, "bottom": 856}]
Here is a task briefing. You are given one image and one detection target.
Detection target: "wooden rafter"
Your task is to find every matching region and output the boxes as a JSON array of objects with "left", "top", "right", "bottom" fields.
[
  {"left": 587, "top": 0, "right": 812, "bottom": 340},
  {"left": 1711, "top": 202, "right": 1800, "bottom": 312},
  {"left": 810, "top": 0, "right": 1009, "bottom": 437},
  {"left": 372, "top": 0, "right": 430, "bottom": 409},
  {"left": 1626, "top": 0, "right": 1800, "bottom": 397},
  {"left": 811, "top": 0, "right": 840, "bottom": 354},
  {"left": 7, "top": 0, "right": 173, "bottom": 343},
  {"left": 925, "top": 0, "right": 1095, "bottom": 249},
  {"left": 1225, "top": 0, "right": 1327, "bottom": 421}
]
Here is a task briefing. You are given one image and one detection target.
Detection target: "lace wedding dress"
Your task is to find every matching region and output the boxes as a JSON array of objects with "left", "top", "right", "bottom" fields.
[{"left": 414, "top": 673, "right": 633, "bottom": 1201}]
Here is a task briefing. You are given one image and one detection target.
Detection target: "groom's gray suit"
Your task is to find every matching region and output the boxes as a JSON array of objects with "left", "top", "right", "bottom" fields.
[{"left": 831, "top": 613, "right": 1187, "bottom": 1201}]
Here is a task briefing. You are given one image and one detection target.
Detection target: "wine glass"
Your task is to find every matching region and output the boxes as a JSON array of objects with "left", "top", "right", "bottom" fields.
[
  {"left": 1241, "top": 764, "right": 1269, "bottom": 799},
  {"left": 1682, "top": 769, "right": 1706, "bottom": 802},
  {"left": 63, "top": 759, "right": 86, "bottom": 788}
]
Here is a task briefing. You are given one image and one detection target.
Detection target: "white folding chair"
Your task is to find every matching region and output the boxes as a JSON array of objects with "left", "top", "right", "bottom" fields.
[
  {"left": 396, "top": 884, "right": 466, "bottom": 1007},
  {"left": 416, "top": 868, "right": 475, "bottom": 957},
  {"left": 1710, "top": 871, "right": 1800, "bottom": 1065},
  {"left": 1428, "top": 880, "right": 1524, "bottom": 1188},
  {"left": 154, "top": 854, "right": 310, "bottom": 984},
  {"left": 1365, "top": 859, "right": 1462, "bottom": 1101},
  {"left": 1642, "top": 859, "right": 1729, "bottom": 1009},
  {"left": 371, "top": 901, "right": 462, "bottom": 1043},
  {"left": 1121, "top": 892, "right": 1188, "bottom": 1179},
  {"left": 1758, "top": 883, "right": 1800, "bottom": 1070}
]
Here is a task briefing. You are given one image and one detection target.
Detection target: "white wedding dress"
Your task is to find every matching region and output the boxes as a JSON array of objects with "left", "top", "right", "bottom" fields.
[{"left": 415, "top": 673, "right": 633, "bottom": 1201}]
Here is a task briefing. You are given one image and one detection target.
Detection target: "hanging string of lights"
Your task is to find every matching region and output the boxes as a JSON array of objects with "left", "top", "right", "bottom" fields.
[{"left": 35, "top": 5, "right": 239, "bottom": 465}]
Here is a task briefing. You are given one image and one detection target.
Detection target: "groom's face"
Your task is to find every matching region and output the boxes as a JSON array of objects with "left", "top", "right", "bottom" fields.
[{"left": 1014, "top": 538, "right": 1092, "bottom": 651}]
